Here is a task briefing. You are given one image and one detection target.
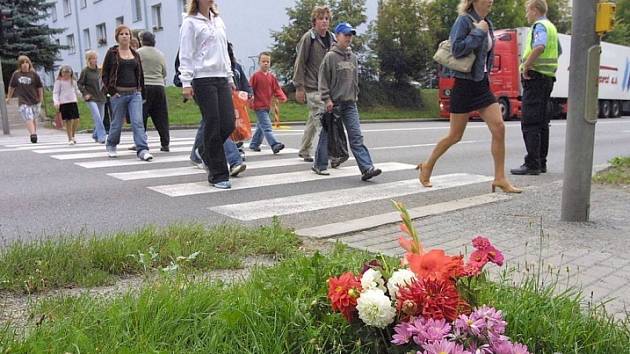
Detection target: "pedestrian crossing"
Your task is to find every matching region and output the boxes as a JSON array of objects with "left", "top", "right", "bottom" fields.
[{"left": 1, "top": 134, "right": 509, "bottom": 235}]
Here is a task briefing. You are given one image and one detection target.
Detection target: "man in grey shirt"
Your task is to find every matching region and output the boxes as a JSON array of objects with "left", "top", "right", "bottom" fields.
[
  {"left": 138, "top": 31, "right": 170, "bottom": 151},
  {"left": 292, "top": 5, "right": 336, "bottom": 162}
]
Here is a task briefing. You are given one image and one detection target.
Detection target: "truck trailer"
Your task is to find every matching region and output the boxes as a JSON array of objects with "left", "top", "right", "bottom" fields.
[{"left": 438, "top": 27, "right": 630, "bottom": 120}]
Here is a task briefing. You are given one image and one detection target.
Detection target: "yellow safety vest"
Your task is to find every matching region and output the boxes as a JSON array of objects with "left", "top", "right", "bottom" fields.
[{"left": 521, "top": 19, "right": 559, "bottom": 77}]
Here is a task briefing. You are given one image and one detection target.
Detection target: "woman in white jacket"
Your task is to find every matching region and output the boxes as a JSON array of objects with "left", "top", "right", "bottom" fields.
[{"left": 179, "top": 0, "right": 235, "bottom": 189}]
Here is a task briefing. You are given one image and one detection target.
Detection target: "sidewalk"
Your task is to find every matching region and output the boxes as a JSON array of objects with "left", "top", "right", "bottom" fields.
[
  {"left": 333, "top": 179, "right": 630, "bottom": 318},
  {"left": 1, "top": 98, "right": 66, "bottom": 144}
]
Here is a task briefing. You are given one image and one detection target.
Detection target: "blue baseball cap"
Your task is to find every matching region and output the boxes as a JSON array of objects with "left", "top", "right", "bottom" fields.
[{"left": 334, "top": 22, "right": 356, "bottom": 35}]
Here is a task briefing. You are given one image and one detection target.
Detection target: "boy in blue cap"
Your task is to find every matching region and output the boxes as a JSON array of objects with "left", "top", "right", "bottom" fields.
[{"left": 313, "top": 22, "right": 381, "bottom": 181}]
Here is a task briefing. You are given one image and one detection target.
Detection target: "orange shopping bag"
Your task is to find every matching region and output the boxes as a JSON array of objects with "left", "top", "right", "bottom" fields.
[{"left": 231, "top": 91, "right": 252, "bottom": 142}]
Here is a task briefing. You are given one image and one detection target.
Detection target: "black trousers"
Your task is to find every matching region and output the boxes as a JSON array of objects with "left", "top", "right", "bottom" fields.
[
  {"left": 521, "top": 71, "right": 555, "bottom": 169},
  {"left": 192, "top": 77, "right": 235, "bottom": 184},
  {"left": 142, "top": 85, "right": 170, "bottom": 147}
]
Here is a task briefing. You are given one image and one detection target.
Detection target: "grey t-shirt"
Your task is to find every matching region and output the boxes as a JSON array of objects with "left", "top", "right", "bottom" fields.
[{"left": 9, "top": 71, "right": 43, "bottom": 106}]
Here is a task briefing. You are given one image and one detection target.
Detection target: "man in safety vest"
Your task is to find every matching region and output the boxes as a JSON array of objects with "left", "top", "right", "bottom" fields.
[{"left": 511, "top": 0, "right": 560, "bottom": 176}]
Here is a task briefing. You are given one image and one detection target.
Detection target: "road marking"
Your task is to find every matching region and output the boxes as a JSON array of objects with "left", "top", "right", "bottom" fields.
[
  {"left": 209, "top": 173, "right": 494, "bottom": 221},
  {"left": 34, "top": 140, "right": 195, "bottom": 154},
  {"left": 150, "top": 162, "right": 414, "bottom": 197},
  {"left": 108, "top": 157, "right": 328, "bottom": 180},
  {"left": 370, "top": 140, "right": 483, "bottom": 151},
  {"left": 296, "top": 193, "right": 511, "bottom": 239},
  {"left": 2, "top": 136, "right": 194, "bottom": 149},
  {"left": 52, "top": 147, "right": 298, "bottom": 160}
]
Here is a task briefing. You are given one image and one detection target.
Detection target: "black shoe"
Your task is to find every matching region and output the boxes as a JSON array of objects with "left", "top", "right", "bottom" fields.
[
  {"left": 361, "top": 167, "right": 382, "bottom": 181},
  {"left": 311, "top": 166, "right": 330, "bottom": 176},
  {"left": 30, "top": 134, "right": 37, "bottom": 143},
  {"left": 272, "top": 143, "right": 285, "bottom": 154},
  {"left": 541, "top": 164, "right": 547, "bottom": 173},
  {"left": 299, "top": 153, "right": 314, "bottom": 162},
  {"left": 249, "top": 146, "right": 261, "bottom": 152},
  {"left": 331, "top": 156, "right": 349, "bottom": 169},
  {"left": 160, "top": 146, "right": 170, "bottom": 152},
  {"left": 235, "top": 142, "right": 244, "bottom": 148},
  {"left": 510, "top": 164, "right": 541, "bottom": 175},
  {"left": 128, "top": 145, "right": 137, "bottom": 151}
]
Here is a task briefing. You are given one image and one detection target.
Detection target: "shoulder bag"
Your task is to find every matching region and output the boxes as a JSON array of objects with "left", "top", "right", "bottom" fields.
[{"left": 433, "top": 15, "right": 478, "bottom": 73}]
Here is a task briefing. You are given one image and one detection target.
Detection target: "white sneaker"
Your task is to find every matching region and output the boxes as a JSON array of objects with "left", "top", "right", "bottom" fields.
[
  {"left": 68, "top": 140, "right": 75, "bottom": 145},
  {"left": 139, "top": 151, "right": 153, "bottom": 161},
  {"left": 106, "top": 146, "right": 117, "bottom": 158}
]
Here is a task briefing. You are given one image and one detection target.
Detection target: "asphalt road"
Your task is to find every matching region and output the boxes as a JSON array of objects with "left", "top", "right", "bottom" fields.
[{"left": 1, "top": 117, "right": 629, "bottom": 244}]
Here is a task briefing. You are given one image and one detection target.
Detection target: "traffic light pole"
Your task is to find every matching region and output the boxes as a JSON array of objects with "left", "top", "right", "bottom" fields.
[
  {"left": 0, "top": 60, "right": 10, "bottom": 135},
  {"left": 561, "top": 0, "right": 600, "bottom": 221}
]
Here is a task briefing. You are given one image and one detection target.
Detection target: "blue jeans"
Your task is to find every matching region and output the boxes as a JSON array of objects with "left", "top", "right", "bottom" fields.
[
  {"left": 314, "top": 102, "right": 374, "bottom": 173},
  {"left": 86, "top": 101, "right": 106, "bottom": 143},
  {"left": 107, "top": 92, "right": 148, "bottom": 155},
  {"left": 191, "top": 118, "right": 242, "bottom": 167},
  {"left": 250, "top": 109, "right": 279, "bottom": 149}
]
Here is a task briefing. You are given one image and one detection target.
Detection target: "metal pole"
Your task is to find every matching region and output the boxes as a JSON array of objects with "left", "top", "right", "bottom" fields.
[
  {"left": 561, "top": 0, "right": 600, "bottom": 221},
  {"left": 0, "top": 60, "right": 10, "bottom": 135}
]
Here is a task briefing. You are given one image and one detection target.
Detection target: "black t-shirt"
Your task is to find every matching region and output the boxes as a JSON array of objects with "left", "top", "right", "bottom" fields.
[
  {"left": 320, "top": 35, "right": 331, "bottom": 50},
  {"left": 116, "top": 58, "right": 138, "bottom": 88},
  {"left": 9, "top": 71, "right": 43, "bottom": 106}
]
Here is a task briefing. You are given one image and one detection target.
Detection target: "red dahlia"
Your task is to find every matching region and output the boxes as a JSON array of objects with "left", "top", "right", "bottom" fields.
[
  {"left": 327, "top": 272, "right": 362, "bottom": 321},
  {"left": 395, "top": 278, "right": 463, "bottom": 321}
]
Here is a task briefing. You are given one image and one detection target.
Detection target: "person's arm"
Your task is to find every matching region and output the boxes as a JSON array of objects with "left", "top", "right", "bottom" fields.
[
  {"left": 38, "top": 88, "right": 44, "bottom": 104},
  {"left": 237, "top": 64, "right": 253, "bottom": 97},
  {"left": 272, "top": 76, "right": 287, "bottom": 102},
  {"left": 522, "top": 23, "right": 547, "bottom": 78},
  {"left": 5, "top": 73, "right": 17, "bottom": 101},
  {"left": 160, "top": 54, "right": 167, "bottom": 84},
  {"left": 179, "top": 19, "right": 196, "bottom": 98},
  {"left": 451, "top": 16, "right": 487, "bottom": 58},
  {"left": 318, "top": 55, "right": 333, "bottom": 112},
  {"left": 77, "top": 69, "right": 90, "bottom": 99},
  {"left": 292, "top": 33, "right": 311, "bottom": 95},
  {"left": 35, "top": 74, "right": 44, "bottom": 103},
  {"left": 52, "top": 80, "right": 61, "bottom": 108},
  {"left": 101, "top": 49, "right": 113, "bottom": 91}
]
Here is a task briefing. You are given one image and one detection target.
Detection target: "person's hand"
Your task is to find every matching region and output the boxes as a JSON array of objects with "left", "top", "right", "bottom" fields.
[
  {"left": 475, "top": 20, "right": 489, "bottom": 32},
  {"left": 182, "top": 87, "right": 194, "bottom": 100},
  {"left": 295, "top": 88, "right": 306, "bottom": 103},
  {"left": 84, "top": 94, "right": 92, "bottom": 101},
  {"left": 326, "top": 99, "right": 333, "bottom": 113},
  {"left": 248, "top": 96, "right": 254, "bottom": 105},
  {"left": 54, "top": 104, "right": 59, "bottom": 110},
  {"left": 279, "top": 97, "right": 288, "bottom": 103},
  {"left": 231, "top": 83, "right": 237, "bottom": 91}
]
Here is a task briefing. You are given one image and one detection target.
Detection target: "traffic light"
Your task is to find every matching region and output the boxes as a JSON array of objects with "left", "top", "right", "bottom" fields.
[{"left": 0, "top": 9, "right": 14, "bottom": 43}]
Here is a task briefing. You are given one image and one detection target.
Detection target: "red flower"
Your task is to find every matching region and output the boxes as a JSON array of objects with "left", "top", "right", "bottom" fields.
[
  {"left": 395, "top": 278, "right": 464, "bottom": 321},
  {"left": 327, "top": 272, "right": 362, "bottom": 321},
  {"left": 467, "top": 236, "right": 504, "bottom": 268},
  {"left": 406, "top": 249, "right": 464, "bottom": 281}
]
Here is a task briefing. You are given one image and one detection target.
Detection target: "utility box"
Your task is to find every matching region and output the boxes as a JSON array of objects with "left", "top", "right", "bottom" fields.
[{"left": 596, "top": 2, "right": 616, "bottom": 34}]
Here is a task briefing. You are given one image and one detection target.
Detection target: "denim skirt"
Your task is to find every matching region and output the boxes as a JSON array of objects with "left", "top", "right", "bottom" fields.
[{"left": 450, "top": 75, "right": 496, "bottom": 114}]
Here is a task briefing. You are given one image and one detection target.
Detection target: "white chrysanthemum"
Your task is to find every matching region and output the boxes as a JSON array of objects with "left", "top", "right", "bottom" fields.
[
  {"left": 360, "top": 268, "right": 387, "bottom": 292},
  {"left": 386, "top": 268, "right": 416, "bottom": 300},
  {"left": 356, "top": 289, "right": 396, "bottom": 328}
]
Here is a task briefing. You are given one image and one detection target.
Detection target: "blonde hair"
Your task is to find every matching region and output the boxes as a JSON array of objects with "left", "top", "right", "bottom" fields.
[
  {"left": 57, "top": 65, "right": 75, "bottom": 80},
  {"left": 311, "top": 5, "right": 332, "bottom": 26},
  {"left": 16, "top": 55, "right": 34, "bottom": 72},
  {"left": 526, "top": 0, "right": 548, "bottom": 15},
  {"left": 85, "top": 50, "right": 97, "bottom": 64},
  {"left": 457, "top": 0, "right": 474, "bottom": 16},
  {"left": 187, "top": 0, "right": 218, "bottom": 16}
]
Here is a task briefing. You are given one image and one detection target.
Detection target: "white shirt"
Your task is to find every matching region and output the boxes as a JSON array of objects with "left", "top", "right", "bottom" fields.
[{"left": 178, "top": 12, "right": 233, "bottom": 88}]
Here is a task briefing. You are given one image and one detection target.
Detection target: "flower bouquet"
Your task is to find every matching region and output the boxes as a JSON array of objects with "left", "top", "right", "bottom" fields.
[{"left": 326, "top": 202, "right": 529, "bottom": 354}]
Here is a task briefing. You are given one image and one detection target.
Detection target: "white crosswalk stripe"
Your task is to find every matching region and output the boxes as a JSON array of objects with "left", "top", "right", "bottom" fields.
[
  {"left": 148, "top": 162, "right": 413, "bottom": 196},
  {"left": 108, "top": 156, "right": 326, "bottom": 180},
  {"left": 33, "top": 140, "right": 195, "bottom": 154},
  {"left": 52, "top": 146, "right": 298, "bottom": 160},
  {"left": 209, "top": 173, "right": 494, "bottom": 220}
]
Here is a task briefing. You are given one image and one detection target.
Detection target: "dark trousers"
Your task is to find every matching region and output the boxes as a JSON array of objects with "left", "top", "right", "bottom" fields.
[
  {"left": 521, "top": 71, "right": 555, "bottom": 170},
  {"left": 192, "top": 77, "right": 235, "bottom": 184},
  {"left": 142, "top": 85, "right": 170, "bottom": 147}
]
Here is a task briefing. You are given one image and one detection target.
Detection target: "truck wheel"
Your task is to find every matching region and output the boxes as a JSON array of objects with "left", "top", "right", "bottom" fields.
[
  {"left": 599, "top": 100, "right": 611, "bottom": 118},
  {"left": 610, "top": 101, "right": 621, "bottom": 118},
  {"left": 498, "top": 98, "right": 510, "bottom": 121}
]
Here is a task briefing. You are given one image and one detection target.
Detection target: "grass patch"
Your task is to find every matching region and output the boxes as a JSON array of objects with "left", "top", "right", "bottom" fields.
[
  {"left": 593, "top": 156, "right": 630, "bottom": 185},
  {"left": 0, "top": 221, "right": 299, "bottom": 294},
  {"left": 1, "top": 245, "right": 628, "bottom": 353},
  {"left": 42, "top": 88, "right": 439, "bottom": 130}
]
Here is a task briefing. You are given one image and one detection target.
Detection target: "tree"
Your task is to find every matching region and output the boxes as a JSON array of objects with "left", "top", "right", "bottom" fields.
[
  {"left": 1, "top": 0, "right": 65, "bottom": 89},
  {"left": 371, "top": 0, "right": 433, "bottom": 85},
  {"left": 604, "top": 0, "right": 630, "bottom": 46},
  {"left": 269, "top": 0, "right": 367, "bottom": 84}
]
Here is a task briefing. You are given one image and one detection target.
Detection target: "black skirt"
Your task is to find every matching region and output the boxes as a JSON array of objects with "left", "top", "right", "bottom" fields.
[
  {"left": 450, "top": 75, "right": 496, "bottom": 114},
  {"left": 59, "top": 102, "right": 80, "bottom": 120}
]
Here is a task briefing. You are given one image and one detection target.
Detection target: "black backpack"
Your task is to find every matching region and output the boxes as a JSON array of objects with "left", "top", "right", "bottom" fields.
[{"left": 173, "top": 50, "right": 182, "bottom": 87}]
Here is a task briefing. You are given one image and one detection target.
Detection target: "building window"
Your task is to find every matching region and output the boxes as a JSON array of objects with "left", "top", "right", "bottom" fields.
[
  {"left": 96, "top": 23, "right": 107, "bottom": 46},
  {"left": 83, "top": 28, "right": 91, "bottom": 49},
  {"left": 80, "top": 0, "right": 87, "bottom": 8},
  {"left": 63, "top": 0, "right": 71, "bottom": 16},
  {"left": 67, "top": 34, "right": 76, "bottom": 54},
  {"left": 152, "top": 4, "right": 162, "bottom": 31},
  {"left": 132, "top": 0, "right": 142, "bottom": 22},
  {"left": 50, "top": 3, "right": 58, "bottom": 22},
  {"left": 116, "top": 16, "right": 124, "bottom": 26}
]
